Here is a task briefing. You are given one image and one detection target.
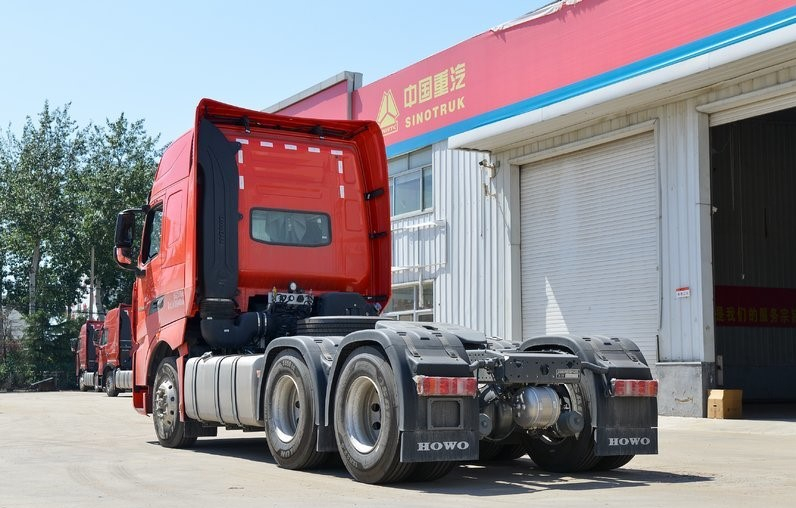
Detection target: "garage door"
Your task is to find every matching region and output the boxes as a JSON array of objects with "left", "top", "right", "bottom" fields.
[{"left": 520, "top": 132, "right": 660, "bottom": 365}]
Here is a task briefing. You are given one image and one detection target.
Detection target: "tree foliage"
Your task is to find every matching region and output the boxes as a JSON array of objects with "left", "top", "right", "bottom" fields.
[{"left": 0, "top": 102, "right": 160, "bottom": 389}]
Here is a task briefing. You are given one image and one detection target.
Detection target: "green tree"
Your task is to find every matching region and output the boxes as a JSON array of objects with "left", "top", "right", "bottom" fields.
[
  {"left": 0, "top": 103, "right": 160, "bottom": 389},
  {"left": 74, "top": 114, "right": 160, "bottom": 313},
  {"left": 0, "top": 102, "right": 88, "bottom": 315}
]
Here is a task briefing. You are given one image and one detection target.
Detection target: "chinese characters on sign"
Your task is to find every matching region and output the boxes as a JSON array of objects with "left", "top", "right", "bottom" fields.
[
  {"left": 714, "top": 285, "right": 796, "bottom": 328},
  {"left": 377, "top": 63, "right": 467, "bottom": 137},
  {"left": 403, "top": 63, "right": 466, "bottom": 107}
]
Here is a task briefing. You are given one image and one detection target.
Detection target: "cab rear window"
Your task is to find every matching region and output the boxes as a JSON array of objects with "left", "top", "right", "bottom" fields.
[{"left": 251, "top": 209, "right": 331, "bottom": 247}]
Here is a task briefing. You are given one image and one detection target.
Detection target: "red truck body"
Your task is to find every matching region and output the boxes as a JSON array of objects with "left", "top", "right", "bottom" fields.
[
  {"left": 95, "top": 304, "right": 133, "bottom": 396},
  {"left": 74, "top": 320, "right": 102, "bottom": 391},
  {"left": 73, "top": 305, "right": 133, "bottom": 396},
  {"left": 114, "top": 99, "right": 658, "bottom": 484}
]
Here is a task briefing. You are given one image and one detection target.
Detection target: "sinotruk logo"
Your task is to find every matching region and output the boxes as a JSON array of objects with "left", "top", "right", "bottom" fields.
[{"left": 376, "top": 89, "right": 399, "bottom": 136}]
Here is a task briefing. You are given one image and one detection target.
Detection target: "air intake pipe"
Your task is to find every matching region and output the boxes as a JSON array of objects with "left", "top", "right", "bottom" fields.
[{"left": 200, "top": 299, "right": 267, "bottom": 349}]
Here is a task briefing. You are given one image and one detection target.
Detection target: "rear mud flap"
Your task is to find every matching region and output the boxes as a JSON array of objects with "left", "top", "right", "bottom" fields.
[
  {"left": 595, "top": 427, "right": 658, "bottom": 456},
  {"left": 400, "top": 430, "right": 479, "bottom": 463}
]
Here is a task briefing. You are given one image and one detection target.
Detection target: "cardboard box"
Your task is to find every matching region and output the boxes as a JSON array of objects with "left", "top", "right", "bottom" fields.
[{"left": 707, "top": 389, "right": 743, "bottom": 419}]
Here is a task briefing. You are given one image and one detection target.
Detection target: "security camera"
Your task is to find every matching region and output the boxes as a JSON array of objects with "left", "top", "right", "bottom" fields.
[{"left": 479, "top": 159, "right": 489, "bottom": 167}]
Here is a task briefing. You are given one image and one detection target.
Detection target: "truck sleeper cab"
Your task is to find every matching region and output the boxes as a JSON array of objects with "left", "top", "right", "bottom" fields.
[
  {"left": 95, "top": 304, "right": 134, "bottom": 397},
  {"left": 114, "top": 99, "right": 658, "bottom": 484},
  {"left": 73, "top": 320, "right": 103, "bottom": 391}
]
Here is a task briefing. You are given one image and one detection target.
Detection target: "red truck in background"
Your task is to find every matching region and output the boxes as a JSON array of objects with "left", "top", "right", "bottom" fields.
[
  {"left": 72, "top": 305, "right": 134, "bottom": 396},
  {"left": 113, "top": 99, "right": 658, "bottom": 483},
  {"left": 73, "top": 320, "right": 102, "bottom": 392}
]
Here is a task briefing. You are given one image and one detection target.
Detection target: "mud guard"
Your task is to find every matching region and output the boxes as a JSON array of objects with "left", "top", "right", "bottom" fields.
[
  {"left": 520, "top": 334, "right": 658, "bottom": 456},
  {"left": 324, "top": 324, "right": 473, "bottom": 433}
]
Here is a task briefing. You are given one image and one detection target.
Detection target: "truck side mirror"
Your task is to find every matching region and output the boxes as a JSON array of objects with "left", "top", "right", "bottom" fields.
[
  {"left": 114, "top": 208, "right": 147, "bottom": 277},
  {"left": 70, "top": 338, "right": 78, "bottom": 353}
]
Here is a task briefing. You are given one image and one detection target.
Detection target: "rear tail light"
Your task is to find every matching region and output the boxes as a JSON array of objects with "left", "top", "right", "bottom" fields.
[
  {"left": 611, "top": 378, "right": 659, "bottom": 397},
  {"left": 414, "top": 375, "right": 477, "bottom": 397}
]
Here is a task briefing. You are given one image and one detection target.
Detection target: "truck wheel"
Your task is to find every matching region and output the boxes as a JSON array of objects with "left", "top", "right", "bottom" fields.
[
  {"left": 521, "top": 382, "right": 600, "bottom": 472},
  {"left": 407, "top": 462, "right": 456, "bottom": 482},
  {"left": 591, "top": 455, "right": 634, "bottom": 471},
  {"left": 105, "top": 369, "right": 120, "bottom": 398},
  {"left": 334, "top": 346, "right": 414, "bottom": 484},
  {"left": 264, "top": 350, "right": 328, "bottom": 469},
  {"left": 153, "top": 357, "right": 197, "bottom": 449}
]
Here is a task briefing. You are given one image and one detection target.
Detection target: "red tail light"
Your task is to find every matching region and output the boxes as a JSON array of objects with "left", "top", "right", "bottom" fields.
[
  {"left": 611, "top": 379, "right": 659, "bottom": 397},
  {"left": 414, "top": 375, "right": 477, "bottom": 397}
]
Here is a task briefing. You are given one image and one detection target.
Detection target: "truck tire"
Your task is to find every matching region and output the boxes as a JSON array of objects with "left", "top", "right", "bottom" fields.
[
  {"left": 407, "top": 462, "right": 456, "bottom": 482},
  {"left": 264, "top": 350, "right": 328, "bottom": 470},
  {"left": 521, "top": 381, "right": 600, "bottom": 473},
  {"left": 334, "top": 346, "right": 414, "bottom": 484},
  {"left": 153, "top": 357, "right": 197, "bottom": 449},
  {"left": 591, "top": 455, "right": 634, "bottom": 471},
  {"left": 105, "top": 369, "right": 120, "bottom": 398}
]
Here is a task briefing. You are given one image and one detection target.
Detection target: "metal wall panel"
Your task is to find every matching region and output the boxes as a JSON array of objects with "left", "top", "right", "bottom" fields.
[{"left": 519, "top": 133, "right": 661, "bottom": 365}]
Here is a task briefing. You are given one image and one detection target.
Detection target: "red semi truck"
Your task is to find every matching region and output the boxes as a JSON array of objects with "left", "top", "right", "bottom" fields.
[
  {"left": 113, "top": 99, "right": 658, "bottom": 483},
  {"left": 73, "top": 305, "right": 134, "bottom": 396},
  {"left": 73, "top": 319, "right": 103, "bottom": 392}
]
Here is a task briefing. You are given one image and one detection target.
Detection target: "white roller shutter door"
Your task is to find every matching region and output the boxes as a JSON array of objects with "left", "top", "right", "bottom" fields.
[{"left": 520, "top": 132, "right": 659, "bottom": 365}]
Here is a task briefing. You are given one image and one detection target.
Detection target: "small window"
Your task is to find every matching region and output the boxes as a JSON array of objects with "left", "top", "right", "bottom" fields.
[
  {"left": 100, "top": 330, "right": 109, "bottom": 346},
  {"left": 141, "top": 207, "right": 163, "bottom": 265},
  {"left": 383, "top": 281, "right": 434, "bottom": 321},
  {"left": 388, "top": 147, "right": 432, "bottom": 216},
  {"left": 251, "top": 209, "right": 331, "bottom": 247}
]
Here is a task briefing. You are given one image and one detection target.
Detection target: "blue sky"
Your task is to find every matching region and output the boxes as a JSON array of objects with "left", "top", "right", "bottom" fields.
[{"left": 1, "top": 1, "right": 547, "bottom": 145}]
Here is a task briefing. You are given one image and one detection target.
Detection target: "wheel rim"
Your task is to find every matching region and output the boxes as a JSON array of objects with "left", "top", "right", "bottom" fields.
[
  {"left": 343, "top": 375, "right": 383, "bottom": 454},
  {"left": 154, "top": 375, "right": 178, "bottom": 438},
  {"left": 272, "top": 375, "right": 301, "bottom": 443},
  {"left": 106, "top": 375, "right": 112, "bottom": 393}
]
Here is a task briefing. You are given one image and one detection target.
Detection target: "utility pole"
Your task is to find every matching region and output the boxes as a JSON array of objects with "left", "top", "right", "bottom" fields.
[{"left": 88, "top": 246, "right": 95, "bottom": 320}]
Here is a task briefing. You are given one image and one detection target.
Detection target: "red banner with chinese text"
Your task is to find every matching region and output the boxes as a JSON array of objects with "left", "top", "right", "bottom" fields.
[{"left": 714, "top": 285, "right": 796, "bottom": 328}]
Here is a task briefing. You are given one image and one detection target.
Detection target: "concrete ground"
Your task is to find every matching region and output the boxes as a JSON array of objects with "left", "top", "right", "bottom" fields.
[{"left": 1, "top": 391, "right": 794, "bottom": 507}]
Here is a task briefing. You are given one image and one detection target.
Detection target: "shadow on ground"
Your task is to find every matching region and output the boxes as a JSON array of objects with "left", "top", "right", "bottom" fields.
[{"left": 152, "top": 437, "right": 712, "bottom": 493}]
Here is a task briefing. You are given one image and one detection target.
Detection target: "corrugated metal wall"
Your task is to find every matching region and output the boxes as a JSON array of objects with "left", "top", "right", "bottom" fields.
[
  {"left": 432, "top": 142, "right": 513, "bottom": 337},
  {"left": 711, "top": 111, "right": 796, "bottom": 400}
]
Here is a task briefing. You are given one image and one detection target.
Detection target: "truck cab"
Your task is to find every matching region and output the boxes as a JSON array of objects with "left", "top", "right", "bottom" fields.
[
  {"left": 73, "top": 320, "right": 102, "bottom": 391},
  {"left": 95, "top": 304, "right": 133, "bottom": 397}
]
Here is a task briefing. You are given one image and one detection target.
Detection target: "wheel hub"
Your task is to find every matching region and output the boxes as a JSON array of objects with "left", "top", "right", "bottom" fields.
[
  {"left": 344, "top": 376, "right": 383, "bottom": 454},
  {"left": 154, "top": 378, "right": 177, "bottom": 438},
  {"left": 272, "top": 375, "right": 301, "bottom": 443}
]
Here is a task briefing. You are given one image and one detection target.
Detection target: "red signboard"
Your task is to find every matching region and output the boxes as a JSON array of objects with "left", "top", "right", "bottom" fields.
[
  {"left": 277, "top": 0, "right": 796, "bottom": 156},
  {"left": 714, "top": 285, "right": 796, "bottom": 328}
]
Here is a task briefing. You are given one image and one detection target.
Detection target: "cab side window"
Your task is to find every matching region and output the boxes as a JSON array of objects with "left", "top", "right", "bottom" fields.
[{"left": 141, "top": 207, "right": 163, "bottom": 265}]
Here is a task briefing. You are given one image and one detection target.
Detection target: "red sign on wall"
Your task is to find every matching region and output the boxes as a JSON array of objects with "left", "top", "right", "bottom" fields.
[{"left": 714, "top": 285, "right": 796, "bottom": 328}]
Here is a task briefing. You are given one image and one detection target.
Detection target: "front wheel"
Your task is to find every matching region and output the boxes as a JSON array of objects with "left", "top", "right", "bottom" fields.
[
  {"left": 153, "top": 357, "right": 196, "bottom": 448},
  {"left": 264, "top": 350, "right": 327, "bottom": 469},
  {"left": 334, "top": 346, "right": 414, "bottom": 484},
  {"left": 105, "top": 369, "right": 120, "bottom": 397}
]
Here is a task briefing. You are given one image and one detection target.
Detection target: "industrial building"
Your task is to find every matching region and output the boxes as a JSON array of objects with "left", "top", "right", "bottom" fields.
[{"left": 267, "top": 0, "right": 796, "bottom": 416}]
